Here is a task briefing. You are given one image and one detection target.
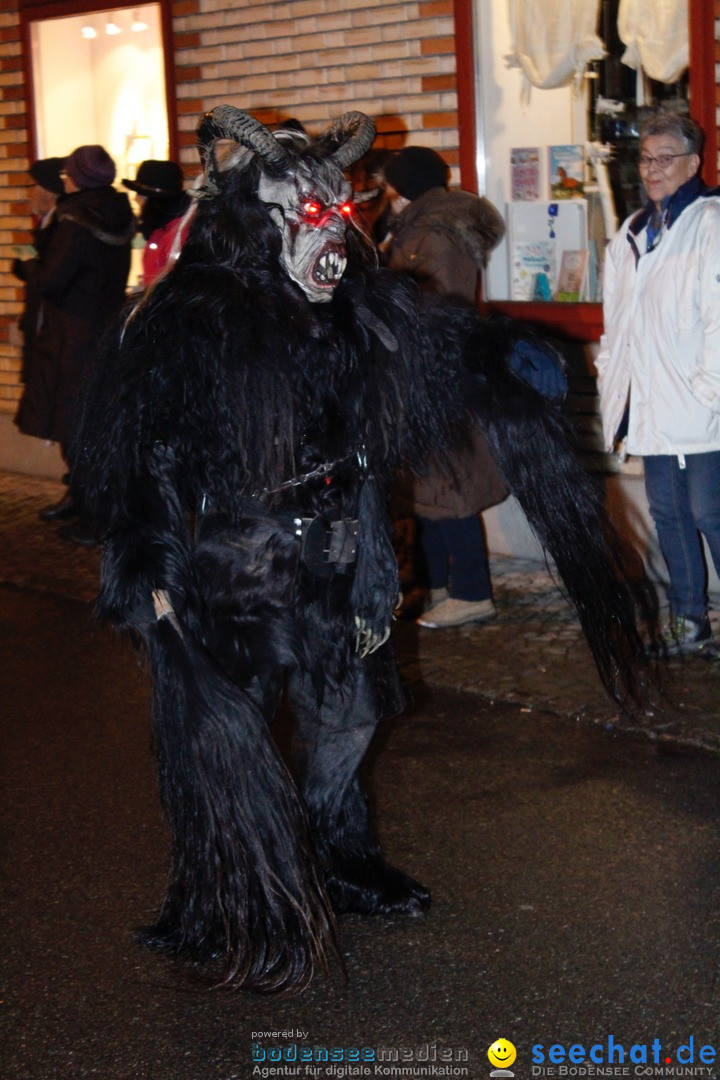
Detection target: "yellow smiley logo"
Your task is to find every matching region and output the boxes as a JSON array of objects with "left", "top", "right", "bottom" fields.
[{"left": 488, "top": 1039, "right": 517, "bottom": 1069}]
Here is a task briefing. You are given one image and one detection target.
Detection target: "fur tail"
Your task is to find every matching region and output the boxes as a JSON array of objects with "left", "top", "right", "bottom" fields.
[
  {"left": 139, "top": 616, "right": 336, "bottom": 993},
  {"left": 482, "top": 395, "right": 656, "bottom": 703}
]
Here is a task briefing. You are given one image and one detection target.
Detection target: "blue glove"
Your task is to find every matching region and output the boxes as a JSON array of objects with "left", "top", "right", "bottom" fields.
[{"left": 508, "top": 338, "right": 568, "bottom": 401}]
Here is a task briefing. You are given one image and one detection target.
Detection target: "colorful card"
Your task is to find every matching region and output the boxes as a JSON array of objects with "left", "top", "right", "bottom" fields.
[
  {"left": 549, "top": 145, "right": 585, "bottom": 199},
  {"left": 510, "top": 147, "right": 541, "bottom": 201},
  {"left": 511, "top": 241, "right": 557, "bottom": 301},
  {"left": 555, "top": 249, "right": 589, "bottom": 301}
]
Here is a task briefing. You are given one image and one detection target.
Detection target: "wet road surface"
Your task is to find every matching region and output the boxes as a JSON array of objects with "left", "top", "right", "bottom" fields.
[{"left": 3, "top": 585, "right": 720, "bottom": 1079}]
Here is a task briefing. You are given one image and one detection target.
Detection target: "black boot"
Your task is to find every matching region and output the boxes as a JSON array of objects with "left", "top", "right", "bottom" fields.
[
  {"left": 40, "top": 497, "right": 79, "bottom": 522},
  {"left": 58, "top": 519, "right": 99, "bottom": 548}
]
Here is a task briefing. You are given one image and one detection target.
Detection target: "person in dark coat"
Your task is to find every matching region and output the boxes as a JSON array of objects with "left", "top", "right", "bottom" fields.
[
  {"left": 382, "top": 146, "right": 508, "bottom": 628},
  {"left": 122, "top": 159, "right": 192, "bottom": 287},
  {"left": 13, "top": 144, "right": 135, "bottom": 539},
  {"left": 12, "top": 157, "right": 65, "bottom": 400}
]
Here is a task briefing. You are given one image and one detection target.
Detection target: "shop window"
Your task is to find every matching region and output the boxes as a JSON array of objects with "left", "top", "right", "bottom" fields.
[
  {"left": 469, "top": 0, "right": 693, "bottom": 304},
  {"left": 24, "top": 2, "right": 172, "bottom": 180},
  {"left": 21, "top": 1, "right": 176, "bottom": 287}
]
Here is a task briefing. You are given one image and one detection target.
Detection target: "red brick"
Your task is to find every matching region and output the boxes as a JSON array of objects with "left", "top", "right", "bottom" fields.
[
  {"left": 422, "top": 110, "right": 458, "bottom": 128},
  {"left": 419, "top": 0, "right": 454, "bottom": 15},
  {"left": 175, "top": 31, "right": 201, "bottom": 50},
  {"left": 177, "top": 98, "right": 203, "bottom": 115},
  {"left": 420, "top": 35, "right": 455, "bottom": 55},
  {"left": 422, "top": 74, "right": 456, "bottom": 92},
  {"left": 251, "top": 109, "right": 285, "bottom": 126},
  {"left": 374, "top": 114, "right": 403, "bottom": 130}
]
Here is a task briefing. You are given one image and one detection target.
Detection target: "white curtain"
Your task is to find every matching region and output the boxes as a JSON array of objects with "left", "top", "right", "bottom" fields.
[
  {"left": 617, "top": 0, "right": 688, "bottom": 83},
  {"left": 507, "top": 0, "right": 605, "bottom": 102}
]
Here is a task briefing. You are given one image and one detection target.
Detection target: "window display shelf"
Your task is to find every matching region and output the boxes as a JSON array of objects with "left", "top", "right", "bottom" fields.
[{"left": 479, "top": 300, "right": 604, "bottom": 343}]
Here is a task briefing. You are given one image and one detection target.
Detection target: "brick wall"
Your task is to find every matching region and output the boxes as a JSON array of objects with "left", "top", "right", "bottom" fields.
[
  {"left": 0, "top": 0, "right": 458, "bottom": 420},
  {"left": 173, "top": 0, "right": 458, "bottom": 165},
  {"left": 0, "top": 5, "right": 25, "bottom": 415}
]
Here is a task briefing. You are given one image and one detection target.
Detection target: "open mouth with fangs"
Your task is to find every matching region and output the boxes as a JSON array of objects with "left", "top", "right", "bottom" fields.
[{"left": 313, "top": 246, "right": 347, "bottom": 287}]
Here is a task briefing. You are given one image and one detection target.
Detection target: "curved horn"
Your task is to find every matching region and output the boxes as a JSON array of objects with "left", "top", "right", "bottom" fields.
[
  {"left": 324, "top": 111, "right": 376, "bottom": 170},
  {"left": 196, "top": 105, "right": 291, "bottom": 176}
]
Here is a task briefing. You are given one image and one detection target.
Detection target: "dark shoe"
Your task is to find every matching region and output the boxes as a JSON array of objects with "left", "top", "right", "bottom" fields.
[
  {"left": 39, "top": 497, "right": 79, "bottom": 522},
  {"left": 58, "top": 520, "right": 99, "bottom": 548}
]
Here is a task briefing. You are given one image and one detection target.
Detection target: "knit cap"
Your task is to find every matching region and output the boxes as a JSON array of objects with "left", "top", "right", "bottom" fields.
[
  {"left": 65, "top": 145, "right": 116, "bottom": 190},
  {"left": 383, "top": 147, "right": 449, "bottom": 202},
  {"left": 29, "top": 157, "right": 65, "bottom": 196}
]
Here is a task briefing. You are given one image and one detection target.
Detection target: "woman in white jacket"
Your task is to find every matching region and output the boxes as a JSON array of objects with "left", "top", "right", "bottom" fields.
[{"left": 596, "top": 111, "right": 720, "bottom": 654}]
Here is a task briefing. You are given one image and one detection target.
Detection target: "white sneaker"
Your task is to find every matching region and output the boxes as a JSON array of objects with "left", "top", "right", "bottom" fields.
[
  {"left": 417, "top": 597, "right": 496, "bottom": 629},
  {"left": 647, "top": 614, "right": 714, "bottom": 657}
]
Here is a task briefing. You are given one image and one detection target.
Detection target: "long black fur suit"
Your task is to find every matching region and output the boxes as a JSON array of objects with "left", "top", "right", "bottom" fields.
[{"left": 78, "top": 107, "right": 646, "bottom": 993}]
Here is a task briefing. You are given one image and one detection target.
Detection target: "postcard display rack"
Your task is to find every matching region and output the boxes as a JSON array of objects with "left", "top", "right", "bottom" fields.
[
  {"left": 508, "top": 198, "right": 589, "bottom": 302},
  {"left": 505, "top": 144, "right": 595, "bottom": 303}
]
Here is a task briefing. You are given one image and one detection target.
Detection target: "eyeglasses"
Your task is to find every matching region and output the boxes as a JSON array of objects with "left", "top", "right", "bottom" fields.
[{"left": 638, "top": 152, "right": 691, "bottom": 170}]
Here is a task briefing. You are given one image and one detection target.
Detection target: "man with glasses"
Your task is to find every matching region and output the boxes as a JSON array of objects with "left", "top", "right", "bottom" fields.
[{"left": 596, "top": 111, "right": 720, "bottom": 655}]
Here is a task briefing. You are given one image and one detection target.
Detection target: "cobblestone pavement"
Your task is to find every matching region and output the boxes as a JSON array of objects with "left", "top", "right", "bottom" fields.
[{"left": 3, "top": 468, "right": 720, "bottom": 754}]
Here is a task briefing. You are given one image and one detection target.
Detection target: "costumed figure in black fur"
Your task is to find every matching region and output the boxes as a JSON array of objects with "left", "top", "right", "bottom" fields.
[{"left": 76, "top": 106, "right": 652, "bottom": 994}]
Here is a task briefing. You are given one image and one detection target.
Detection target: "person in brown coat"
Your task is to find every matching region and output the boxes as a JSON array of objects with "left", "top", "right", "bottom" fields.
[{"left": 383, "top": 146, "right": 507, "bottom": 627}]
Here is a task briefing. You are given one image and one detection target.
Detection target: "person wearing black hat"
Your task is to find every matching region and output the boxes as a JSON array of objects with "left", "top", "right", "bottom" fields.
[
  {"left": 383, "top": 146, "right": 508, "bottom": 629},
  {"left": 14, "top": 144, "right": 135, "bottom": 543},
  {"left": 123, "top": 160, "right": 192, "bottom": 286}
]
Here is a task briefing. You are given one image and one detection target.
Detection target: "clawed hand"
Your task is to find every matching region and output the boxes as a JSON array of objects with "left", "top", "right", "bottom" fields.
[{"left": 354, "top": 616, "right": 391, "bottom": 657}]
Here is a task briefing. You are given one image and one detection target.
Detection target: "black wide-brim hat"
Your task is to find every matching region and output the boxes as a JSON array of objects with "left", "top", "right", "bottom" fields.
[
  {"left": 122, "top": 159, "right": 184, "bottom": 198},
  {"left": 29, "top": 157, "right": 65, "bottom": 196}
]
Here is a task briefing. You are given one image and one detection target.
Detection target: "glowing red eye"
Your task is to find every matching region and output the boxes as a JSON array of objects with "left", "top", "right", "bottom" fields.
[
  {"left": 304, "top": 201, "right": 321, "bottom": 216},
  {"left": 340, "top": 203, "right": 353, "bottom": 216}
]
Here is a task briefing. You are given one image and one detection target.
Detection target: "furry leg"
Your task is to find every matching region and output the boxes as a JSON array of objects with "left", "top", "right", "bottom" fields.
[
  {"left": 290, "top": 653, "right": 430, "bottom": 917},
  {"left": 139, "top": 617, "right": 336, "bottom": 993}
]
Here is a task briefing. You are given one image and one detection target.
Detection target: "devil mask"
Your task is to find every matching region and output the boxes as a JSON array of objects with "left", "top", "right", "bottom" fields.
[
  {"left": 258, "top": 159, "right": 354, "bottom": 303},
  {"left": 196, "top": 106, "right": 376, "bottom": 303}
]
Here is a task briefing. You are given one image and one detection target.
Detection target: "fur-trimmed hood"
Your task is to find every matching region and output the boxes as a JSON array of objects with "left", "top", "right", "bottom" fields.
[
  {"left": 56, "top": 186, "right": 136, "bottom": 247},
  {"left": 384, "top": 186, "right": 505, "bottom": 305},
  {"left": 394, "top": 186, "right": 505, "bottom": 269}
]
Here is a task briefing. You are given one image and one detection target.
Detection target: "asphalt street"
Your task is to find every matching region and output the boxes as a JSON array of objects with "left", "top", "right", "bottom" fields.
[{"left": 3, "top": 471, "right": 720, "bottom": 1079}]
